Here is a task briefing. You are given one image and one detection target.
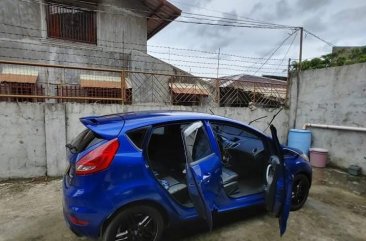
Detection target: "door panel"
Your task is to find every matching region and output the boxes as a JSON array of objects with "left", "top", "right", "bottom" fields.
[
  {"left": 182, "top": 121, "right": 221, "bottom": 230},
  {"left": 266, "top": 125, "right": 293, "bottom": 236}
]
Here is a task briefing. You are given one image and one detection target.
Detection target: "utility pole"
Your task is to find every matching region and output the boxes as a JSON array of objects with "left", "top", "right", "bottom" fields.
[
  {"left": 293, "top": 27, "right": 304, "bottom": 128},
  {"left": 298, "top": 27, "right": 304, "bottom": 72}
]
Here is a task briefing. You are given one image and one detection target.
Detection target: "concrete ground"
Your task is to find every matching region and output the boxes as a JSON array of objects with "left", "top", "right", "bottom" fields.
[{"left": 0, "top": 168, "right": 365, "bottom": 241}]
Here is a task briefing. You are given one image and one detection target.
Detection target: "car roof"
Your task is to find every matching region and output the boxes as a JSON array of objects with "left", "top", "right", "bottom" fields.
[
  {"left": 81, "top": 110, "right": 267, "bottom": 137},
  {"left": 120, "top": 110, "right": 230, "bottom": 129}
]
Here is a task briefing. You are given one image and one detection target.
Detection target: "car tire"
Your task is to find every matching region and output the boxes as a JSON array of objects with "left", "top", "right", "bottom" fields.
[
  {"left": 102, "top": 205, "right": 164, "bottom": 241},
  {"left": 291, "top": 174, "right": 310, "bottom": 211}
]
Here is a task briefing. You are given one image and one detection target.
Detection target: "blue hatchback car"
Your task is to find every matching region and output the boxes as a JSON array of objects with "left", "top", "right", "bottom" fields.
[{"left": 63, "top": 111, "right": 312, "bottom": 241}]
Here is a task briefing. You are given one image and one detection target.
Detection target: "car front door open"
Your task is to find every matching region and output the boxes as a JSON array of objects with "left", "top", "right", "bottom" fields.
[{"left": 265, "top": 125, "right": 293, "bottom": 236}]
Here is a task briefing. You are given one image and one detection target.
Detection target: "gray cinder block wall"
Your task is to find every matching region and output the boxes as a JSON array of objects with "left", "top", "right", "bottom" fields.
[
  {"left": 289, "top": 63, "right": 366, "bottom": 174},
  {"left": 0, "top": 102, "right": 289, "bottom": 178}
]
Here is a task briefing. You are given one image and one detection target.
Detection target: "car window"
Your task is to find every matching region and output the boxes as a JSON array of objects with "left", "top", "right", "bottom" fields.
[
  {"left": 127, "top": 127, "right": 148, "bottom": 150},
  {"left": 69, "top": 129, "right": 104, "bottom": 153},
  {"left": 210, "top": 122, "right": 267, "bottom": 162},
  {"left": 184, "top": 123, "right": 213, "bottom": 163}
]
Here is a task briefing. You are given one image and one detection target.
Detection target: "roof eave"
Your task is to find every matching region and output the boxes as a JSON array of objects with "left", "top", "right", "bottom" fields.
[{"left": 144, "top": 0, "right": 182, "bottom": 39}]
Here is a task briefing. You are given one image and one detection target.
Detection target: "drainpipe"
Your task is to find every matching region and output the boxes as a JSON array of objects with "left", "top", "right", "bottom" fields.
[{"left": 303, "top": 123, "right": 366, "bottom": 132}]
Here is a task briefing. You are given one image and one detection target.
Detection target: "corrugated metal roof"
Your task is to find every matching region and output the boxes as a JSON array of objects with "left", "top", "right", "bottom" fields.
[
  {"left": 80, "top": 75, "right": 131, "bottom": 89},
  {"left": 223, "top": 74, "right": 287, "bottom": 85},
  {"left": 0, "top": 67, "right": 38, "bottom": 83},
  {"left": 169, "top": 83, "right": 210, "bottom": 96},
  {"left": 214, "top": 74, "right": 287, "bottom": 99},
  {"left": 0, "top": 74, "right": 38, "bottom": 84}
]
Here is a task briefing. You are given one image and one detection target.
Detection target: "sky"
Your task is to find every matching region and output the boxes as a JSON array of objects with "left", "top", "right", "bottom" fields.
[{"left": 147, "top": 0, "right": 366, "bottom": 77}]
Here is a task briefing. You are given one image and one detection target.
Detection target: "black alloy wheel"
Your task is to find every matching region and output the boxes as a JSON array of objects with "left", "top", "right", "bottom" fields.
[
  {"left": 103, "top": 205, "right": 164, "bottom": 241},
  {"left": 291, "top": 174, "right": 310, "bottom": 211}
]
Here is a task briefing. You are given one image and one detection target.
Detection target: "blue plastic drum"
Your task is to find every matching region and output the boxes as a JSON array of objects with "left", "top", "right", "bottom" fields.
[{"left": 287, "top": 129, "right": 312, "bottom": 155}]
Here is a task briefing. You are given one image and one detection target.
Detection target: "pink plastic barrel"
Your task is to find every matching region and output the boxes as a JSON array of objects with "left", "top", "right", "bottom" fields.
[{"left": 309, "top": 148, "right": 328, "bottom": 168}]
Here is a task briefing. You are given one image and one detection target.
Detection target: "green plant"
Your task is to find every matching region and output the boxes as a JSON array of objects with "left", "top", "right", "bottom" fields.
[{"left": 292, "top": 47, "right": 366, "bottom": 71}]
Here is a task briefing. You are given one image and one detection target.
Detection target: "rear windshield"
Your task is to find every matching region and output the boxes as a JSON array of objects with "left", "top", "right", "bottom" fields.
[{"left": 69, "top": 129, "right": 104, "bottom": 153}]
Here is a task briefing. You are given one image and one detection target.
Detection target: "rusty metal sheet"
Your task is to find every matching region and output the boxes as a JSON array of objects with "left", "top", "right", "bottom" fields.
[
  {"left": 80, "top": 79, "right": 131, "bottom": 89},
  {"left": 0, "top": 74, "right": 38, "bottom": 84}
]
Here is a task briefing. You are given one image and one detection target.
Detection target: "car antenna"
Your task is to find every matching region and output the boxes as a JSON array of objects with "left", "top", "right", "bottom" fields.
[
  {"left": 248, "top": 115, "right": 267, "bottom": 125},
  {"left": 264, "top": 107, "right": 283, "bottom": 132},
  {"left": 209, "top": 109, "right": 215, "bottom": 115}
]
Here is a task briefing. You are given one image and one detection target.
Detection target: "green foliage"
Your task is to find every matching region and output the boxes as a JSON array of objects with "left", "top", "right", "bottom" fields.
[{"left": 291, "top": 47, "right": 366, "bottom": 71}]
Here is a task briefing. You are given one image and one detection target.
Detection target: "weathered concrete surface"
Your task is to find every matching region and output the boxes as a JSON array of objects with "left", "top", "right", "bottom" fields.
[
  {"left": 44, "top": 104, "right": 67, "bottom": 177},
  {"left": 289, "top": 63, "right": 366, "bottom": 174},
  {"left": 0, "top": 102, "right": 289, "bottom": 178},
  {"left": 0, "top": 102, "right": 46, "bottom": 178},
  {"left": 0, "top": 168, "right": 365, "bottom": 241},
  {"left": 0, "top": 0, "right": 148, "bottom": 96}
]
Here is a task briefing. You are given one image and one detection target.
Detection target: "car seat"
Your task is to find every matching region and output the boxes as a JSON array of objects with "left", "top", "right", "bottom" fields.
[{"left": 222, "top": 167, "right": 239, "bottom": 195}]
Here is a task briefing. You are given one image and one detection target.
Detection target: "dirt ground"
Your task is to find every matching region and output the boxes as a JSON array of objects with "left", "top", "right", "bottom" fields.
[{"left": 0, "top": 168, "right": 365, "bottom": 241}]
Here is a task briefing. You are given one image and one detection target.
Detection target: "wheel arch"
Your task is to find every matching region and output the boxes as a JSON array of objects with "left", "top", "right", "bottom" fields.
[
  {"left": 100, "top": 199, "right": 170, "bottom": 237},
  {"left": 295, "top": 171, "right": 312, "bottom": 187}
]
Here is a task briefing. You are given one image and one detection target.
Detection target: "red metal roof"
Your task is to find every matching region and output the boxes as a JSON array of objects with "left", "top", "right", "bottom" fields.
[{"left": 143, "top": 0, "right": 182, "bottom": 39}]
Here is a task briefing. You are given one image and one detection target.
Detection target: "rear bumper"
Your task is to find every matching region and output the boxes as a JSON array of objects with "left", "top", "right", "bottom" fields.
[
  {"left": 62, "top": 176, "right": 108, "bottom": 239},
  {"left": 63, "top": 210, "right": 83, "bottom": 237}
]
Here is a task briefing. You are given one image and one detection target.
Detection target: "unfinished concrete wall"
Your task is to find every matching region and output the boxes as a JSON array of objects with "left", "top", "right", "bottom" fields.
[
  {"left": 0, "top": 102, "right": 288, "bottom": 178},
  {"left": 289, "top": 63, "right": 366, "bottom": 174},
  {"left": 0, "top": 102, "right": 46, "bottom": 178}
]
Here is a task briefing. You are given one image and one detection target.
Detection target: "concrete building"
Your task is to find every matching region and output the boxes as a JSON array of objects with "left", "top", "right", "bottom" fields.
[
  {"left": 0, "top": 0, "right": 210, "bottom": 104},
  {"left": 0, "top": 0, "right": 181, "bottom": 67}
]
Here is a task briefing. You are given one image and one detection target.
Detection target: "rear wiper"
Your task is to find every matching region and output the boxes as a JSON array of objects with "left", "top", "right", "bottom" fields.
[{"left": 65, "top": 143, "right": 78, "bottom": 154}]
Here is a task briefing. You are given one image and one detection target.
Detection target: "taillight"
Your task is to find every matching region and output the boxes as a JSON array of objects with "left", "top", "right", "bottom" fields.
[{"left": 75, "top": 138, "right": 119, "bottom": 175}]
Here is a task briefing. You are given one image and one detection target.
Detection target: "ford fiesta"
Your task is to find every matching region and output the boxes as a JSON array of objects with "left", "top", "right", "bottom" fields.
[{"left": 63, "top": 111, "right": 312, "bottom": 241}]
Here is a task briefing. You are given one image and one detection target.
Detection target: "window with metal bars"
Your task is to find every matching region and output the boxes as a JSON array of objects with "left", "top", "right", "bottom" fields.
[
  {"left": 0, "top": 82, "right": 44, "bottom": 102},
  {"left": 46, "top": 2, "right": 97, "bottom": 44}
]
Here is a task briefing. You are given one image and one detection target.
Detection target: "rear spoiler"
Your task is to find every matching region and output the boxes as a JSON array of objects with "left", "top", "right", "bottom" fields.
[{"left": 80, "top": 114, "right": 125, "bottom": 139}]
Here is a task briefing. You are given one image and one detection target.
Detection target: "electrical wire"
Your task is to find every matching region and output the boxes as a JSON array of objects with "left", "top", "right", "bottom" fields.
[
  {"left": 18, "top": 0, "right": 298, "bottom": 30},
  {"left": 275, "top": 30, "right": 298, "bottom": 71},
  {"left": 303, "top": 29, "right": 335, "bottom": 47},
  {"left": 0, "top": 22, "right": 297, "bottom": 62},
  {"left": 253, "top": 30, "right": 298, "bottom": 74}
]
